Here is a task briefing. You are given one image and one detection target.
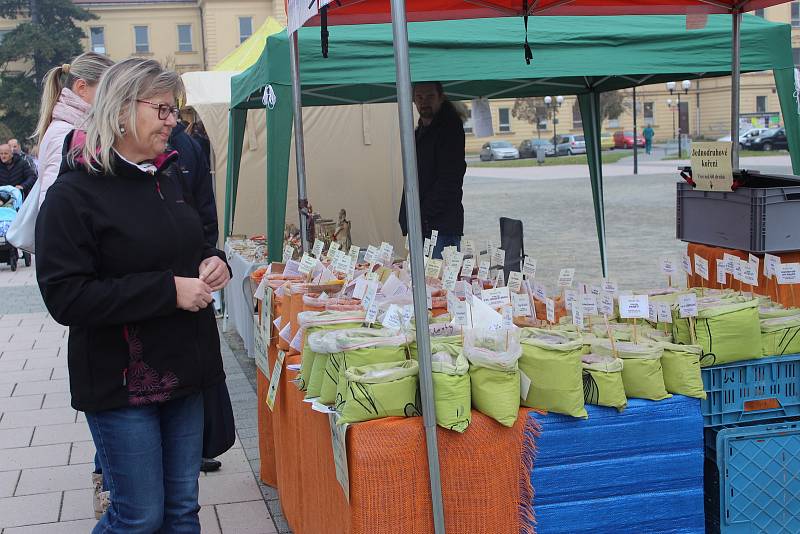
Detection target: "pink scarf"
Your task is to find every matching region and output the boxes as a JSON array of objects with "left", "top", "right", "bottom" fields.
[{"left": 51, "top": 88, "right": 91, "bottom": 128}]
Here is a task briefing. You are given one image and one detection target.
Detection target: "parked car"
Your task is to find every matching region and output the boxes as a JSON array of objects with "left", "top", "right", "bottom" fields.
[
  {"left": 518, "top": 138, "right": 555, "bottom": 158},
  {"left": 613, "top": 130, "right": 645, "bottom": 149},
  {"left": 479, "top": 141, "right": 520, "bottom": 161},
  {"left": 555, "top": 134, "right": 586, "bottom": 155},
  {"left": 600, "top": 132, "right": 614, "bottom": 151},
  {"left": 717, "top": 128, "right": 769, "bottom": 148},
  {"left": 742, "top": 128, "right": 788, "bottom": 151}
]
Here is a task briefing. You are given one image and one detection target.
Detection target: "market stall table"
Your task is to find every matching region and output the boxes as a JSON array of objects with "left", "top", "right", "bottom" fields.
[{"left": 224, "top": 241, "right": 267, "bottom": 356}]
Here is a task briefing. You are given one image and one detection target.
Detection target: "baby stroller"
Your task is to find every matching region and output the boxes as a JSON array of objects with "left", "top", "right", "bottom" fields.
[{"left": 0, "top": 186, "right": 31, "bottom": 271}]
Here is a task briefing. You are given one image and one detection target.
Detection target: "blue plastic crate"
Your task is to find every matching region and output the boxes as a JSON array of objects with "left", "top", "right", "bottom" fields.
[
  {"left": 701, "top": 354, "right": 800, "bottom": 427},
  {"left": 705, "top": 420, "right": 800, "bottom": 534}
]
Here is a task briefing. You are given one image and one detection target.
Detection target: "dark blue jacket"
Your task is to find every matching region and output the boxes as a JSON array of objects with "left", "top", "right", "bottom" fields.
[{"left": 168, "top": 123, "right": 219, "bottom": 247}]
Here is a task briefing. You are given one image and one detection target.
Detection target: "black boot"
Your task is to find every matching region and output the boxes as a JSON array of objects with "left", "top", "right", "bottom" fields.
[{"left": 200, "top": 457, "right": 222, "bottom": 473}]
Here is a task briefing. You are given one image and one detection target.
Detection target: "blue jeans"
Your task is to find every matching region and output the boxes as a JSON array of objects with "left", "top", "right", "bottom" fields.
[
  {"left": 431, "top": 233, "right": 461, "bottom": 260},
  {"left": 86, "top": 393, "right": 204, "bottom": 534}
]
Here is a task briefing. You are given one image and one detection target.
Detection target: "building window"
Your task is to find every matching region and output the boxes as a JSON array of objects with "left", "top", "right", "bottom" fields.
[
  {"left": 498, "top": 108, "right": 511, "bottom": 132},
  {"left": 90, "top": 27, "right": 105, "bottom": 54},
  {"left": 754, "top": 8, "right": 765, "bottom": 17},
  {"left": 177, "top": 24, "right": 193, "bottom": 52},
  {"left": 134, "top": 25, "right": 150, "bottom": 53},
  {"left": 572, "top": 103, "right": 582, "bottom": 129},
  {"left": 756, "top": 96, "right": 767, "bottom": 113},
  {"left": 793, "top": 2, "right": 800, "bottom": 27},
  {"left": 239, "top": 16, "right": 253, "bottom": 44},
  {"left": 643, "top": 102, "right": 654, "bottom": 124},
  {"left": 463, "top": 109, "right": 473, "bottom": 134}
]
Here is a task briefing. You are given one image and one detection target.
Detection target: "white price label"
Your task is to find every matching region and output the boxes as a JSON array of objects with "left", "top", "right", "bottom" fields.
[
  {"left": 423, "top": 238, "right": 432, "bottom": 257},
  {"left": 477, "top": 261, "right": 490, "bottom": 281},
  {"left": 501, "top": 305, "right": 514, "bottom": 329},
  {"left": 299, "top": 253, "right": 317, "bottom": 275},
  {"left": 599, "top": 293, "right": 614, "bottom": 316},
  {"left": 657, "top": 302, "right": 673, "bottom": 323},
  {"left": 533, "top": 282, "right": 547, "bottom": 302},
  {"left": 618, "top": 294, "right": 649, "bottom": 319},
  {"left": 778, "top": 263, "right": 800, "bottom": 284},
  {"left": 748, "top": 253, "right": 760, "bottom": 273},
  {"left": 581, "top": 294, "right": 598, "bottom": 316},
  {"left": 682, "top": 255, "right": 693, "bottom": 276},
  {"left": 282, "top": 244, "right": 294, "bottom": 263},
  {"left": 462, "top": 239, "right": 475, "bottom": 258},
  {"left": 442, "top": 266, "right": 460, "bottom": 292},
  {"left": 430, "top": 230, "right": 438, "bottom": 247},
  {"left": 678, "top": 294, "right": 698, "bottom": 318},
  {"left": 492, "top": 248, "right": 506, "bottom": 267},
  {"left": 364, "top": 245, "right": 379, "bottom": 264},
  {"left": 328, "top": 241, "right": 341, "bottom": 257},
  {"left": 349, "top": 245, "right": 360, "bottom": 263},
  {"left": 508, "top": 271, "right": 523, "bottom": 293},
  {"left": 716, "top": 259, "right": 727, "bottom": 285},
  {"left": 461, "top": 258, "right": 475, "bottom": 278},
  {"left": 694, "top": 255, "right": 709, "bottom": 281},
  {"left": 379, "top": 242, "right": 393, "bottom": 264},
  {"left": 361, "top": 280, "right": 379, "bottom": 313},
  {"left": 765, "top": 253, "right": 780, "bottom": 278},
  {"left": 648, "top": 302, "right": 658, "bottom": 323},
  {"left": 512, "top": 292, "right": 532, "bottom": 317},
  {"left": 742, "top": 263, "right": 759, "bottom": 286},
  {"left": 572, "top": 307, "right": 585, "bottom": 329},
  {"left": 494, "top": 270, "right": 505, "bottom": 288},
  {"left": 312, "top": 239, "right": 325, "bottom": 259},
  {"left": 266, "top": 350, "right": 286, "bottom": 411},
  {"left": 565, "top": 289, "right": 577, "bottom": 311},
  {"left": 425, "top": 259, "right": 443, "bottom": 279},
  {"left": 661, "top": 257, "right": 676, "bottom": 275},
  {"left": 723, "top": 253, "right": 738, "bottom": 274},
  {"left": 545, "top": 298, "right": 556, "bottom": 324},
  {"left": 557, "top": 268, "right": 576, "bottom": 288},
  {"left": 601, "top": 279, "right": 618, "bottom": 294},
  {"left": 481, "top": 286, "right": 511, "bottom": 309},
  {"left": 522, "top": 257, "right": 537, "bottom": 279}
]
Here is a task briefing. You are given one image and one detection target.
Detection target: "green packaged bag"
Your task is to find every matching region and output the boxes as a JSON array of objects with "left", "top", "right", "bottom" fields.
[
  {"left": 581, "top": 353, "right": 627, "bottom": 411},
  {"left": 761, "top": 314, "right": 800, "bottom": 357},
  {"left": 519, "top": 330, "right": 588, "bottom": 418},
  {"left": 464, "top": 328, "right": 522, "bottom": 428},
  {"left": 297, "top": 310, "right": 365, "bottom": 392},
  {"left": 759, "top": 306, "right": 800, "bottom": 320},
  {"left": 652, "top": 341, "right": 706, "bottom": 399},
  {"left": 593, "top": 340, "right": 671, "bottom": 401},
  {"left": 338, "top": 360, "right": 420, "bottom": 424},
  {"left": 672, "top": 298, "right": 761, "bottom": 366},
  {"left": 331, "top": 329, "right": 410, "bottom": 411},
  {"left": 430, "top": 341, "right": 471, "bottom": 433}
]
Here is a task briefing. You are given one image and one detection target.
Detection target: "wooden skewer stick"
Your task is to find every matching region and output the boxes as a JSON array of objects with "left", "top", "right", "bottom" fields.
[{"left": 604, "top": 314, "right": 619, "bottom": 358}]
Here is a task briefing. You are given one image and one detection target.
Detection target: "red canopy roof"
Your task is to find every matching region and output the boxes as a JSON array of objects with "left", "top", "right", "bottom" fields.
[{"left": 288, "top": 0, "right": 785, "bottom": 32}]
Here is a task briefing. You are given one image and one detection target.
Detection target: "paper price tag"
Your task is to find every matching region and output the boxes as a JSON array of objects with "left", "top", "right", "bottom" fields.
[
  {"left": 299, "top": 253, "right": 317, "bottom": 275},
  {"left": 481, "top": 286, "right": 511, "bottom": 308},
  {"left": 512, "top": 292, "right": 532, "bottom": 317},
  {"left": 382, "top": 304, "right": 404, "bottom": 330},
  {"left": 266, "top": 350, "right": 286, "bottom": 411},
  {"left": 716, "top": 259, "right": 727, "bottom": 285},
  {"left": 748, "top": 253, "right": 760, "bottom": 273},
  {"left": 462, "top": 239, "right": 475, "bottom": 258},
  {"left": 734, "top": 259, "right": 744, "bottom": 282},
  {"left": 661, "top": 257, "right": 676, "bottom": 275},
  {"left": 312, "top": 239, "right": 325, "bottom": 259},
  {"left": 508, "top": 271, "right": 523, "bottom": 293},
  {"left": 778, "top": 263, "right": 800, "bottom": 284},
  {"left": 472, "top": 280, "right": 482, "bottom": 297},
  {"left": 601, "top": 279, "right": 618, "bottom": 294},
  {"left": 682, "top": 255, "right": 693, "bottom": 276},
  {"left": 493, "top": 270, "right": 505, "bottom": 288},
  {"left": 522, "top": 257, "right": 537, "bottom": 279},
  {"left": 694, "top": 254, "right": 709, "bottom": 281},
  {"left": 557, "top": 268, "right": 575, "bottom": 288},
  {"left": 520, "top": 371, "right": 532, "bottom": 400},
  {"left": 423, "top": 238, "right": 432, "bottom": 257},
  {"left": 425, "top": 259, "right": 443, "bottom": 279},
  {"left": 678, "top": 294, "right": 698, "bottom": 318},
  {"left": 477, "top": 261, "right": 490, "bottom": 281},
  {"left": 618, "top": 294, "right": 649, "bottom": 319},
  {"left": 492, "top": 248, "right": 506, "bottom": 267},
  {"left": 742, "top": 263, "right": 759, "bottom": 286},
  {"left": 379, "top": 242, "right": 394, "bottom": 264},
  {"left": 564, "top": 289, "right": 577, "bottom": 311},
  {"left": 722, "top": 253, "right": 737, "bottom": 274},
  {"left": 657, "top": 302, "right": 673, "bottom": 323},
  {"left": 361, "top": 280, "right": 379, "bottom": 313},
  {"left": 545, "top": 298, "right": 555, "bottom": 324},
  {"left": 282, "top": 244, "right": 294, "bottom": 263},
  {"left": 765, "top": 253, "right": 780, "bottom": 278},
  {"left": 501, "top": 305, "right": 514, "bottom": 329},
  {"left": 581, "top": 294, "right": 598, "bottom": 316},
  {"left": 430, "top": 230, "right": 438, "bottom": 247},
  {"left": 364, "top": 245, "right": 378, "bottom": 264},
  {"left": 572, "top": 307, "right": 585, "bottom": 329},
  {"left": 348, "top": 245, "right": 360, "bottom": 262},
  {"left": 533, "top": 282, "right": 547, "bottom": 302},
  {"left": 442, "top": 265, "right": 460, "bottom": 292},
  {"left": 461, "top": 258, "right": 475, "bottom": 278},
  {"left": 328, "top": 241, "right": 341, "bottom": 257},
  {"left": 648, "top": 302, "right": 658, "bottom": 323},
  {"left": 599, "top": 293, "right": 614, "bottom": 316}
]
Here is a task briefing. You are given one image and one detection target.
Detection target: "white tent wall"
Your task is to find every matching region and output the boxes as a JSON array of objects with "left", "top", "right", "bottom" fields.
[{"left": 184, "top": 71, "right": 405, "bottom": 251}]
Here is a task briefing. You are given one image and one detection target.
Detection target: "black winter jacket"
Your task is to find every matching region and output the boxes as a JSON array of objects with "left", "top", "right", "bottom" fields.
[
  {"left": 0, "top": 154, "right": 37, "bottom": 195},
  {"left": 35, "top": 130, "right": 227, "bottom": 412},
  {"left": 169, "top": 123, "right": 219, "bottom": 247},
  {"left": 399, "top": 102, "right": 466, "bottom": 236}
]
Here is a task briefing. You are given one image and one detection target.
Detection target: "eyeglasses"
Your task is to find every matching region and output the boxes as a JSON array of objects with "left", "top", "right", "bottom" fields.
[{"left": 137, "top": 100, "right": 180, "bottom": 121}]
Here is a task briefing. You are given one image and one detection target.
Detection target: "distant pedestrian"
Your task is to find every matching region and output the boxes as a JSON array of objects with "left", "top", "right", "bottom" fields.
[
  {"left": 7, "top": 138, "right": 37, "bottom": 177},
  {"left": 0, "top": 143, "right": 36, "bottom": 195},
  {"left": 36, "top": 58, "right": 230, "bottom": 534},
  {"left": 643, "top": 125, "right": 655, "bottom": 155}
]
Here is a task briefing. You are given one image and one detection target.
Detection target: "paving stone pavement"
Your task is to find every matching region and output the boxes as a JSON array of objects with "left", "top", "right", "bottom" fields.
[{"left": 0, "top": 260, "right": 288, "bottom": 534}]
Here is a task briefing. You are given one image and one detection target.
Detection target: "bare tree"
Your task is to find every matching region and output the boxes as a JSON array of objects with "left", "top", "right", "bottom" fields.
[{"left": 512, "top": 97, "right": 548, "bottom": 139}]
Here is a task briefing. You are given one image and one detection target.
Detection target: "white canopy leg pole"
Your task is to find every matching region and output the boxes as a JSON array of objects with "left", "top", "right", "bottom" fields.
[
  {"left": 731, "top": 12, "right": 742, "bottom": 170},
  {"left": 289, "top": 31, "right": 311, "bottom": 252},
  {"left": 389, "top": 1, "right": 446, "bottom": 533}
]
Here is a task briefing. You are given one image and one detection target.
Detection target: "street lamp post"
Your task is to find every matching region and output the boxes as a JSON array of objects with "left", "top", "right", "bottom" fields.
[
  {"left": 667, "top": 99, "right": 676, "bottom": 154},
  {"left": 545, "top": 95, "right": 564, "bottom": 156},
  {"left": 667, "top": 80, "right": 691, "bottom": 158}
]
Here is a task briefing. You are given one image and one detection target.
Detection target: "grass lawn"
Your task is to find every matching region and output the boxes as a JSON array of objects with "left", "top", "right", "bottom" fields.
[{"left": 469, "top": 151, "right": 630, "bottom": 167}]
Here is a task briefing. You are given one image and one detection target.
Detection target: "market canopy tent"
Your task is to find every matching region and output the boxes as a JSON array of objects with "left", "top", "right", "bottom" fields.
[{"left": 229, "top": 14, "right": 798, "bottom": 268}]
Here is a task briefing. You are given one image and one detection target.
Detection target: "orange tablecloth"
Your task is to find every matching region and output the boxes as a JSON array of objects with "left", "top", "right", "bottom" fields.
[{"left": 687, "top": 243, "right": 800, "bottom": 308}]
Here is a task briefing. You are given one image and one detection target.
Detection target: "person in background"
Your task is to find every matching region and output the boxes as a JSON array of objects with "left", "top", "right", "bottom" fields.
[
  {"left": 398, "top": 81, "right": 466, "bottom": 259},
  {"left": 643, "top": 125, "right": 655, "bottom": 155},
  {"left": 36, "top": 58, "right": 230, "bottom": 534},
  {"left": 189, "top": 120, "right": 211, "bottom": 169},
  {"left": 33, "top": 53, "right": 114, "bottom": 208},
  {"left": 0, "top": 143, "right": 36, "bottom": 195},
  {"left": 168, "top": 118, "right": 222, "bottom": 473},
  {"left": 8, "top": 138, "right": 37, "bottom": 176}
]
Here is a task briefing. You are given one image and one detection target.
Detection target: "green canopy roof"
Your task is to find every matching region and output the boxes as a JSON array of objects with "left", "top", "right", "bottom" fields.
[
  {"left": 227, "top": 14, "right": 799, "bottom": 269},
  {"left": 232, "top": 14, "right": 793, "bottom": 108}
]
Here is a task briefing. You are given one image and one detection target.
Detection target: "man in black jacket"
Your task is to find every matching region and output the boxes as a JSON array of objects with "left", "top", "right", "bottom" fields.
[
  {"left": 399, "top": 82, "right": 466, "bottom": 259},
  {"left": 0, "top": 144, "right": 37, "bottom": 195}
]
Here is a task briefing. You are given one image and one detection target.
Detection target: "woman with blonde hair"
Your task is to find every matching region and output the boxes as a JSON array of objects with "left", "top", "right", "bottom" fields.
[
  {"left": 33, "top": 52, "right": 114, "bottom": 206},
  {"left": 36, "top": 57, "right": 230, "bottom": 533}
]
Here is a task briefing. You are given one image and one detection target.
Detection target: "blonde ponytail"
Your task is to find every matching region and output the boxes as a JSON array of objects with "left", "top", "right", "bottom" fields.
[{"left": 31, "top": 52, "right": 114, "bottom": 142}]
